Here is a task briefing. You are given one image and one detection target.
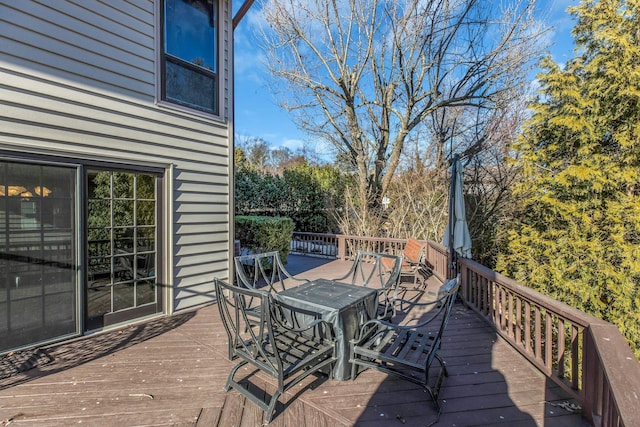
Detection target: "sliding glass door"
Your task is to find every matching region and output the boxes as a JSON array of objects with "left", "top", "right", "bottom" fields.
[
  {"left": 0, "top": 161, "right": 78, "bottom": 352},
  {"left": 0, "top": 159, "right": 164, "bottom": 354}
]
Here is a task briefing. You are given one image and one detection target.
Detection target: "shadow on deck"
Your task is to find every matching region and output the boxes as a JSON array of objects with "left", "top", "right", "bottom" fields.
[{"left": 0, "top": 255, "right": 589, "bottom": 426}]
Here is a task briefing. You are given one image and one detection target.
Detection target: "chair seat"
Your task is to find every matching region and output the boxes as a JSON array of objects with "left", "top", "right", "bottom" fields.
[
  {"left": 236, "top": 329, "right": 334, "bottom": 378},
  {"left": 270, "top": 329, "right": 336, "bottom": 376},
  {"left": 353, "top": 328, "right": 436, "bottom": 371}
]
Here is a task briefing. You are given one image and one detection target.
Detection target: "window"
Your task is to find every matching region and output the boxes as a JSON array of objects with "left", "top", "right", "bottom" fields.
[{"left": 161, "top": 0, "right": 218, "bottom": 115}]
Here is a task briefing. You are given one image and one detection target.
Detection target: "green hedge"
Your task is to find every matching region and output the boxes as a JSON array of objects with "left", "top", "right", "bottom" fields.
[{"left": 235, "top": 216, "right": 294, "bottom": 263}]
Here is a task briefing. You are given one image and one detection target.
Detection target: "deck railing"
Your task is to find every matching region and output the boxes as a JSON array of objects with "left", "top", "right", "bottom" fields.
[
  {"left": 289, "top": 232, "right": 640, "bottom": 427},
  {"left": 458, "top": 258, "right": 640, "bottom": 427},
  {"left": 291, "top": 232, "right": 450, "bottom": 280}
]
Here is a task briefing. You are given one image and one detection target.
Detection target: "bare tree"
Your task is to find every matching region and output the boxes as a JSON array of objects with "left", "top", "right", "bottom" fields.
[
  {"left": 259, "top": 0, "right": 547, "bottom": 235},
  {"left": 235, "top": 135, "right": 272, "bottom": 173}
]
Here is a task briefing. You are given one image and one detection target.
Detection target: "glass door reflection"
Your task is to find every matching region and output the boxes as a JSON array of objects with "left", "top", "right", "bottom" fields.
[{"left": 0, "top": 161, "right": 77, "bottom": 353}]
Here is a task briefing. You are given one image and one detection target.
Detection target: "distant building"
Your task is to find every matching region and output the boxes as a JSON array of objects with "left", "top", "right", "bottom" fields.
[{"left": 0, "top": 0, "right": 238, "bottom": 353}]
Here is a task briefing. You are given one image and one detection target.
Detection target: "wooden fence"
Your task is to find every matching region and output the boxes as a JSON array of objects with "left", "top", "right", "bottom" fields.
[{"left": 289, "top": 232, "right": 640, "bottom": 427}]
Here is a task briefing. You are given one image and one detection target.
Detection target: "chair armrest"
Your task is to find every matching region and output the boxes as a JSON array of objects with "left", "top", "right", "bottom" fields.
[
  {"left": 330, "top": 271, "right": 351, "bottom": 282},
  {"left": 392, "top": 296, "right": 443, "bottom": 308},
  {"left": 403, "top": 258, "right": 420, "bottom": 267}
]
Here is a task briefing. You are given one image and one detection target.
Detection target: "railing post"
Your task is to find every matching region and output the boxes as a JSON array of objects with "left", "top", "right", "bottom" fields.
[
  {"left": 582, "top": 328, "right": 598, "bottom": 426},
  {"left": 337, "top": 235, "right": 346, "bottom": 260}
]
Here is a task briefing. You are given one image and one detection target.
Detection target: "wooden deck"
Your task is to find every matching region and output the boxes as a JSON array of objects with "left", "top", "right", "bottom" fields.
[{"left": 0, "top": 256, "right": 589, "bottom": 426}]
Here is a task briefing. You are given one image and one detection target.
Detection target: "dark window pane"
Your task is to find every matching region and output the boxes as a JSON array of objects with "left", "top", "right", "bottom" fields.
[
  {"left": 112, "top": 172, "right": 134, "bottom": 199},
  {"left": 113, "top": 283, "right": 135, "bottom": 311},
  {"left": 114, "top": 228, "right": 134, "bottom": 251},
  {"left": 136, "top": 252, "right": 155, "bottom": 278},
  {"left": 87, "top": 284, "right": 111, "bottom": 316},
  {"left": 11, "top": 297, "right": 43, "bottom": 331},
  {"left": 0, "top": 161, "right": 77, "bottom": 352},
  {"left": 113, "top": 200, "right": 134, "bottom": 227},
  {"left": 86, "top": 169, "right": 158, "bottom": 322},
  {"left": 88, "top": 171, "right": 111, "bottom": 199},
  {"left": 6, "top": 163, "right": 39, "bottom": 197},
  {"left": 165, "top": 60, "right": 216, "bottom": 113},
  {"left": 87, "top": 230, "right": 110, "bottom": 253},
  {"left": 136, "top": 174, "right": 155, "bottom": 199},
  {"left": 43, "top": 165, "right": 75, "bottom": 199},
  {"left": 42, "top": 197, "right": 74, "bottom": 229},
  {"left": 88, "top": 200, "right": 110, "bottom": 227},
  {"left": 88, "top": 256, "right": 110, "bottom": 282},
  {"left": 137, "top": 227, "right": 155, "bottom": 248},
  {"left": 165, "top": 0, "right": 216, "bottom": 71},
  {"left": 137, "top": 201, "right": 155, "bottom": 225},
  {"left": 136, "top": 280, "right": 156, "bottom": 305},
  {"left": 45, "top": 292, "right": 75, "bottom": 324},
  {"left": 114, "top": 254, "right": 135, "bottom": 285}
]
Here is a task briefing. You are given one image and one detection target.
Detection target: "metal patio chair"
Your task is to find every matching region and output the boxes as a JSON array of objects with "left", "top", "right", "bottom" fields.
[
  {"left": 214, "top": 278, "right": 336, "bottom": 424},
  {"left": 234, "top": 251, "right": 309, "bottom": 323},
  {"left": 332, "top": 251, "right": 403, "bottom": 320},
  {"left": 349, "top": 276, "right": 460, "bottom": 416},
  {"left": 234, "top": 251, "right": 308, "bottom": 293}
]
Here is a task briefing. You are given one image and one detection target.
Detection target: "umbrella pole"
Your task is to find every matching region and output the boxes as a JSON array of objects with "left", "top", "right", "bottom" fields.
[{"left": 448, "top": 154, "right": 459, "bottom": 277}]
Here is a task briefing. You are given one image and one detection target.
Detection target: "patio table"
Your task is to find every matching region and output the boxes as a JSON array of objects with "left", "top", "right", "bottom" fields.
[{"left": 274, "top": 278, "right": 377, "bottom": 381}]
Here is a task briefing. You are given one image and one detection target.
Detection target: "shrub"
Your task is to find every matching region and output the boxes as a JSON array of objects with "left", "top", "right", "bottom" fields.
[{"left": 235, "top": 216, "right": 294, "bottom": 263}]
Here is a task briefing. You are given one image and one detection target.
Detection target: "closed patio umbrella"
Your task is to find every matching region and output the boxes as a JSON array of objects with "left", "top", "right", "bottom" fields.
[{"left": 443, "top": 155, "right": 472, "bottom": 272}]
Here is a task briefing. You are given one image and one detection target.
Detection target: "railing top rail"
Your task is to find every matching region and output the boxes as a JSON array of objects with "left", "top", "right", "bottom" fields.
[{"left": 338, "top": 235, "right": 406, "bottom": 243}]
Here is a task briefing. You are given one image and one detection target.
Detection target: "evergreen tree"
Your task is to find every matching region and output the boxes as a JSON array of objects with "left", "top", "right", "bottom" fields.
[{"left": 498, "top": 0, "right": 640, "bottom": 357}]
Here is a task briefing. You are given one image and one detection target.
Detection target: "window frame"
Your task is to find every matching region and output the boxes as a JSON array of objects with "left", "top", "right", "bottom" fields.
[{"left": 159, "top": 0, "right": 221, "bottom": 117}]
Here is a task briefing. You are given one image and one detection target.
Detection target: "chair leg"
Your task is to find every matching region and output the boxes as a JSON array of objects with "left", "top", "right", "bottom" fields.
[
  {"left": 432, "top": 368, "right": 446, "bottom": 401},
  {"left": 264, "top": 390, "right": 282, "bottom": 424},
  {"left": 225, "top": 360, "right": 282, "bottom": 424},
  {"left": 350, "top": 357, "right": 358, "bottom": 381},
  {"left": 435, "top": 353, "right": 448, "bottom": 377},
  {"left": 424, "top": 385, "right": 441, "bottom": 413},
  {"left": 224, "top": 360, "right": 247, "bottom": 392},
  {"left": 426, "top": 361, "right": 447, "bottom": 413}
]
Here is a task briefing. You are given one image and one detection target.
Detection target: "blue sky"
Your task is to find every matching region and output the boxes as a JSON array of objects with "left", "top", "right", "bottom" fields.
[{"left": 232, "top": 0, "right": 579, "bottom": 156}]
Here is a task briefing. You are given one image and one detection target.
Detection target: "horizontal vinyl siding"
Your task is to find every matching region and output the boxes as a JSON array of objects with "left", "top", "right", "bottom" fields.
[
  {"left": 0, "top": 1, "right": 155, "bottom": 100},
  {"left": 0, "top": 0, "right": 232, "bottom": 312}
]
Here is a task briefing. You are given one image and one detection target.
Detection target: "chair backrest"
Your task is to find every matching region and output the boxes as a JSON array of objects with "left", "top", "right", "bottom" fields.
[
  {"left": 215, "top": 277, "right": 331, "bottom": 383},
  {"left": 214, "top": 277, "right": 282, "bottom": 376},
  {"left": 403, "top": 238, "right": 426, "bottom": 264},
  {"left": 339, "top": 251, "right": 402, "bottom": 291},
  {"left": 234, "top": 251, "right": 301, "bottom": 293}
]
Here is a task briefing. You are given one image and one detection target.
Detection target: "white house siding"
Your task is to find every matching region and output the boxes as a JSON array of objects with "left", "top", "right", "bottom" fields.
[{"left": 0, "top": 0, "right": 232, "bottom": 313}]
